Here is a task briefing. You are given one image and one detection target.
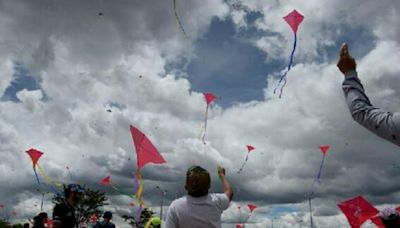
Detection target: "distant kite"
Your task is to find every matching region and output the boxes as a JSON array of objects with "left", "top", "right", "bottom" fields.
[
  {"left": 100, "top": 175, "right": 137, "bottom": 199},
  {"left": 237, "top": 145, "right": 255, "bottom": 174},
  {"left": 274, "top": 9, "right": 304, "bottom": 98}
]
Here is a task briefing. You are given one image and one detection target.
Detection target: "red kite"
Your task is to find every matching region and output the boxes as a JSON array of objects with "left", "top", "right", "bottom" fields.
[
  {"left": 238, "top": 145, "right": 256, "bottom": 174},
  {"left": 370, "top": 215, "right": 385, "bottom": 228},
  {"left": 274, "top": 9, "right": 304, "bottom": 98},
  {"left": 204, "top": 93, "right": 216, "bottom": 105},
  {"left": 130, "top": 126, "right": 166, "bottom": 171},
  {"left": 284, "top": 10, "right": 304, "bottom": 33},
  {"left": 130, "top": 125, "right": 166, "bottom": 217},
  {"left": 337, "top": 196, "right": 379, "bottom": 228},
  {"left": 319, "top": 145, "right": 330, "bottom": 155},
  {"left": 310, "top": 145, "right": 331, "bottom": 193},
  {"left": 100, "top": 175, "right": 137, "bottom": 199},
  {"left": 26, "top": 148, "right": 43, "bottom": 185},
  {"left": 248, "top": 204, "right": 257, "bottom": 213},
  {"left": 100, "top": 176, "right": 111, "bottom": 185}
]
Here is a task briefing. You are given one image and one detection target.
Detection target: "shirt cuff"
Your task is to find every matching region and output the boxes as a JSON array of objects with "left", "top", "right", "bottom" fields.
[{"left": 344, "top": 70, "right": 358, "bottom": 80}]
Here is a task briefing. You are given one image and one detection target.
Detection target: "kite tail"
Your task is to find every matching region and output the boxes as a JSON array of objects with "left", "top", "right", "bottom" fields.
[
  {"left": 33, "top": 168, "right": 41, "bottom": 185},
  {"left": 133, "top": 174, "right": 140, "bottom": 195},
  {"left": 173, "top": 0, "right": 188, "bottom": 38},
  {"left": 37, "top": 164, "right": 63, "bottom": 188},
  {"left": 201, "top": 105, "right": 209, "bottom": 144},
  {"left": 237, "top": 153, "right": 250, "bottom": 174},
  {"left": 135, "top": 204, "right": 143, "bottom": 223},
  {"left": 136, "top": 173, "right": 144, "bottom": 205},
  {"left": 273, "top": 32, "right": 298, "bottom": 98}
]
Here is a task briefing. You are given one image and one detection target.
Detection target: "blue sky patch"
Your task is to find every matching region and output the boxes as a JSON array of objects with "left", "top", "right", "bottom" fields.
[{"left": 1, "top": 62, "right": 45, "bottom": 102}]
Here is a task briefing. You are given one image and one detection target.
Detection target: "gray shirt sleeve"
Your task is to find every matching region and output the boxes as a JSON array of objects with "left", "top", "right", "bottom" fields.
[
  {"left": 342, "top": 70, "right": 400, "bottom": 146},
  {"left": 165, "top": 204, "right": 178, "bottom": 228}
]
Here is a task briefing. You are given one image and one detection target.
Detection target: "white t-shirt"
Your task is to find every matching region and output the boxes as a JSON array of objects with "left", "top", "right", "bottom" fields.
[{"left": 165, "top": 193, "right": 230, "bottom": 228}]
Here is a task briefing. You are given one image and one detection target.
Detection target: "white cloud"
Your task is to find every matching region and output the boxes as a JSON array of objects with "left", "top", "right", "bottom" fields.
[{"left": 1, "top": 0, "right": 400, "bottom": 227}]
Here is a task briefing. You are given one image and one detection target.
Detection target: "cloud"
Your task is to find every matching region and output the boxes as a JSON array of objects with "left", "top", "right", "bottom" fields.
[{"left": 1, "top": 0, "right": 400, "bottom": 227}]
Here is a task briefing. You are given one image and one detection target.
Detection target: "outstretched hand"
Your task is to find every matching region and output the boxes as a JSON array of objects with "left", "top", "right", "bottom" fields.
[
  {"left": 217, "top": 166, "right": 226, "bottom": 178},
  {"left": 337, "top": 43, "right": 356, "bottom": 74}
]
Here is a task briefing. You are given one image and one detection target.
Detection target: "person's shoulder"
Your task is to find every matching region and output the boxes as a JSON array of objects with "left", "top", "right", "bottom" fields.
[
  {"left": 169, "top": 196, "right": 187, "bottom": 207},
  {"left": 209, "top": 193, "right": 230, "bottom": 204},
  {"left": 209, "top": 193, "right": 228, "bottom": 199}
]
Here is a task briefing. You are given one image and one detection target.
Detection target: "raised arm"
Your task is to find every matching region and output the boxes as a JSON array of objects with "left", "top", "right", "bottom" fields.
[
  {"left": 218, "top": 166, "right": 233, "bottom": 201},
  {"left": 337, "top": 43, "right": 400, "bottom": 146}
]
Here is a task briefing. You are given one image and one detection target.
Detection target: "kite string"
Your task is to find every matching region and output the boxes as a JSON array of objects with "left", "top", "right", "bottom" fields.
[
  {"left": 173, "top": 0, "right": 188, "bottom": 38},
  {"left": 273, "top": 32, "right": 298, "bottom": 98},
  {"left": 237, "top": 153, "right": 250, "bottom": 174}
]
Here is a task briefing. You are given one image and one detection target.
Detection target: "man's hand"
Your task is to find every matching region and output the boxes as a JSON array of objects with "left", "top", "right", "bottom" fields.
[
  {"left": 337, "top": 43, "right": 356, "bottom": 74},
  {"left": 217, "top": 166, "right": 226, "bottom": 178},
  {"left": 217, "top": 166, "right": 233, "bottom": 201}
]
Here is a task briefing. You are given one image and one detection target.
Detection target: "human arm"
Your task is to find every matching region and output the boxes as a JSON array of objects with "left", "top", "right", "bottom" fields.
[
  {"left": 217, "top": 166, "right": 233, "bottom": 201},
  {"left": 338, "top": 43, "right": 400, "bottom": 146},
  {"left": 165, "top": 205, "right": 178, "bottom": 228}
]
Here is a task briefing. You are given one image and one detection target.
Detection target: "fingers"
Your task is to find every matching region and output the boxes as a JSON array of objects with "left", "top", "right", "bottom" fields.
[{"left": 340, "top": 43, "right": 349, "bottom": 58}]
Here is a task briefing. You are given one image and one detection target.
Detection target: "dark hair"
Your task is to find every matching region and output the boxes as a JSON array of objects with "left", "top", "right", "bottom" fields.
[
  {"left": 185, "top": 166, "right": 210, "bottom": 197},
  {"left": 381, "top": 216, "right": 400, "bottom": 228},
  {"left": 23, "top": 223, "right": 29, "bottom": 228},
  {"left": 33, "top": 212, "right": 47, "bottom": 227},
  {"left": 103, "top": 211, "right": 112, "bottom": 219}
]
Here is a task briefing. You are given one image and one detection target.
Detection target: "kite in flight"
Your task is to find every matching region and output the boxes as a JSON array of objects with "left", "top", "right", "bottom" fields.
[
  {"left": 200, "top": 93, "right": 216, "bottom": 144},
  {"left": 236, "top": 203, "right": 257, "bottom": 226},
  {"left": 273, "top": 9, "right": 304, "bottom": 98},
  {"left": 237, "top": 145, "right": 255, "bottom": 174},
  {"left": 130, "top": 125, "right": 167, "bottom": 220},
  {"left": 100, "top": 175, "right": 139, "bottom": 199},
  {"left": 306, "top": 145, "right": 330, "bottom": 227},
  {"left": 315, "top": 145, "right": 330, "bottom": 185},
  {"left": 26, "top": 148, "right": 43, "bottom": 185},
  {"left": 337, "top": 196, "right": 379, "bottom": 228}
]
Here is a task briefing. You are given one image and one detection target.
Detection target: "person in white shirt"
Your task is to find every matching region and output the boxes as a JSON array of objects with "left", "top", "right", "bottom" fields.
[{"left": 165, "top": 166, "right": 233, "bottom": 228}]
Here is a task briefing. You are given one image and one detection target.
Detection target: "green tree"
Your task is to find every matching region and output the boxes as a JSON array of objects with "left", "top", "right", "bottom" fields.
[
  {"left": 122, "top": 208, "right": 154, "bottom": 228},
  {"left": 0, "top": 218, "right": 10, "bottom": 228},
  {"left": 52, "top": 185, "right": 108, "bottom": 227}
]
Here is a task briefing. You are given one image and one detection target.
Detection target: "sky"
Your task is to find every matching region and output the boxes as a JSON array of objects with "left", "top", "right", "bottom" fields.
[{"left": 1, "top": 0, "right": 400, "bottom": 227}]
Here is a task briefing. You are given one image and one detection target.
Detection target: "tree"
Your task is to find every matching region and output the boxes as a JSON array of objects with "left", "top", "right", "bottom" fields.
[
  {"left": 52, "top": 185, "right": 108, "bottom": 227},
  {"left": 0, "top": 218, "right": 10, "bottom": 228},
  {"left": 122, "top": 208, "right": 154, "bottom": 228}
]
